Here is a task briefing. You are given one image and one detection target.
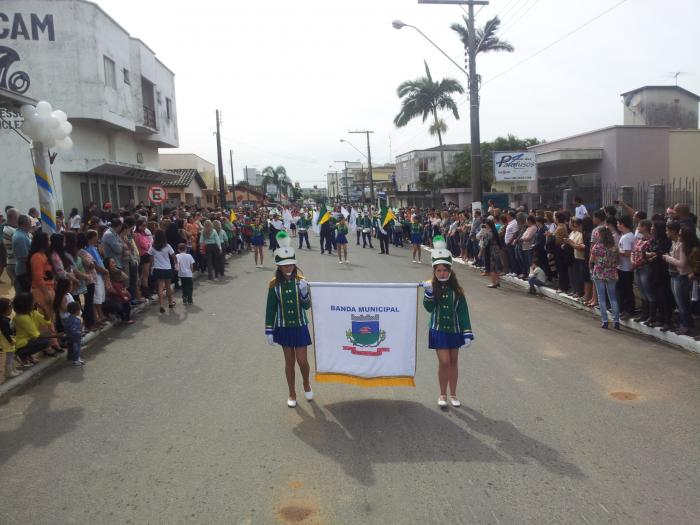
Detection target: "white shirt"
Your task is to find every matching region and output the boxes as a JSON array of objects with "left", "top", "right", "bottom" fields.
[
  {"left": 60, "top": 293, "right": 75, "bottom": 319},
  {"left": 505, "top": 220, "right": 519, "bottom": 244},
  {"left": 176, "top": 253, "right": 195, "bottom": 278},
  {"left": 617, "top": 232, "right": 635, "bottom": 271},
  {"left": 69, "top": 215, "right": 81, "bottom": 229},
  {"left": 575, "top": 204, "right": 588, "bottom": 219},
  {"left": 148, "top": 244, "right": 174, "bottom": 270}
]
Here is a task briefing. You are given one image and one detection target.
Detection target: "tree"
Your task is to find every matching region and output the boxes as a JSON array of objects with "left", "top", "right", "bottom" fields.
[
  {"left": 450, "top": 15, "right": 514, "bottom": 56},
  {"left": 451, "top": 134, "right": 541, "bottom": 191},
  {"left": 261, "top": 165, "right": 289, "bottom": 199},
  {"left": 394, "top": 61, "right": 464, "bottom": 184}
]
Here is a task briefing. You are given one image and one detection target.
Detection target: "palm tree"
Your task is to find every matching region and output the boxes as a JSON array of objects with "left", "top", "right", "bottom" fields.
[
  {"left": 450, "top": 15, "right": 514, "bottom": 56},
  {"left": 261, "top": 165, "right": 289, "bottom": 199},
  {"left": 394, "top": 61, "right": 464, "bottom": 183}
]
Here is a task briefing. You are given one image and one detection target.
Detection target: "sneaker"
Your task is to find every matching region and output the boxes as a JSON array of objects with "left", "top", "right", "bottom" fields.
[
  {"left": 71, "top": 360, "right": 85, "bottom": 366},
  {"left": 6, "top": 369, "right": 22, "bottom": 378},
  {"left": 78, "top": 358, "right": 86, "bottom": 364}
]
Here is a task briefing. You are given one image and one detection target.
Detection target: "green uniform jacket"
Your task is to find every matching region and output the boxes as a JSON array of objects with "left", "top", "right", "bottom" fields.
[
  {"left": 360, "top": 217, "right": 373, "bottom": 230},
  {"left": 297, "top": 217, "right": 311, "bottom": 230},
  {"left": 422, "top": 286, "right": 474, "bottom": 340},
  {"left": 265, "top": 275, "right": 311, "bottom": 332},
  {"left": 336, "top": 224, "right": 349, "bottom": 235},
  {"left": 411, "top": 223, "right": 424, "bottom": 235}
]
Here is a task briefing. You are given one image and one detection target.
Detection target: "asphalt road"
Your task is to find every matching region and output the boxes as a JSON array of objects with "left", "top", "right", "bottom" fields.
[{"left": 1, "top": 234, "right": 699, "bottom": 525}]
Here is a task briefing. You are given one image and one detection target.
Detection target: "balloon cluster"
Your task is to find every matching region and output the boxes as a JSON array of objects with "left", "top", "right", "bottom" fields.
[{"left": 20, "top": 101, "right": 73, "bottom": 150}]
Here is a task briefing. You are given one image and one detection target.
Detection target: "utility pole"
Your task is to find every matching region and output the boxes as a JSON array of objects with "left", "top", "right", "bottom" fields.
[
  {"left": 349, "top": 130, "right": 374, "bottom": 203},
  {"left": 215, "top": 110, "right": 226, "bottom": 209},
  {"left": 229, "top": 149, "right": 237, "bottom": 205},
  {"left": 333, "top": 160, "right": 350, "bottom": 203}
]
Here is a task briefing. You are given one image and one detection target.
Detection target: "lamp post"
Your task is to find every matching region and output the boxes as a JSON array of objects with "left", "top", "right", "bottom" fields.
[
  {"left": 349, "top": 130, "right": 374, "bottom": 203},
  {"left": 340, "top": 138, "right": 369, "bottom": 202},
  {"left": 393, "top": 4, "right": 487, "bottom": 204}
]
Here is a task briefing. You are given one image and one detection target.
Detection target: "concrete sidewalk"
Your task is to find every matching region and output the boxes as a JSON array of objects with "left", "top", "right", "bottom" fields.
[{"left": 423, "top": 246, "right": 700, "bottom": 355}]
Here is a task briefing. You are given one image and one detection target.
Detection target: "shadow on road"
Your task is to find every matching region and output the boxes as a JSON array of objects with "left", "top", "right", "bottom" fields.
[{"left": 293, "top": 400, "right": 584, "bottom": 486}]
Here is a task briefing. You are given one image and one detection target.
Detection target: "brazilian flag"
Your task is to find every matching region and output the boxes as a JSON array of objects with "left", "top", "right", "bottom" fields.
[
  {"left": 317, "top": 203, "right": 331, "bottom": 225},
  {"left": 380, "top": 205, "right": 396, "bottom": 227}
]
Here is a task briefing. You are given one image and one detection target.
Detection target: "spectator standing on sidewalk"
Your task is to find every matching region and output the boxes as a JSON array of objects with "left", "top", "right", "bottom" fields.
[
  {"left": 85, "top": 230, "right": 107, "bottom": 326},
  {"left": 63, "top": 301, "right": 85, "bottom": 366},
  {"left": 589, "top": 226, "right": 620, "bottom": 330},
  {"left": 148, "top": 230, "right": 176, "bottom": 313},
  {"left": 663, "top": 223, "right": 695, "bottom": 336},
  {"left": 101, "top": 219, "right": 124, "bottom": 271},
  {"left": 175, "top": 243, "right": 195, "bottom": 305},
  {"left": 12, "top": 215, "right": 33, "bottom": 294},
  {"left": 631, "top": 220, "right": 653, "bottom": 323},
  {"left": 2, "top": 208, "right": 18, "bottom": 289},
  {"left": 200, "top": 220, "right": 222, "bottom": 280},
  {"left": 616, "top": 216, "right": 636, "bottom": 320},
  {"left": 553, "top": 212, "right": 571, "bottom": 293}
]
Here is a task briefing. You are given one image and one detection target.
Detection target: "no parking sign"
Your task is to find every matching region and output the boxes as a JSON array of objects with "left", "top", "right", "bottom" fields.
[{"left": 148, "top": 184, "right": 167, "bottom": 205}]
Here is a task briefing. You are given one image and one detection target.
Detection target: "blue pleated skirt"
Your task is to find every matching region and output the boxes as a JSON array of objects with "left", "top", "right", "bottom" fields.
[
  {"left": 251, "top": 236, "right": 264, "bottom": 246},
  {"left": 336, "top": 233, "right": 348, "bottom": 244},
  {"left": 411, "top": 233, "right": 423, "bottom": 245},
  {"left": 428, "top": 329, "right": 465, "bottom": 350},
  {"left": 273, "top": 326, "right": 312, "bottom": 347}
]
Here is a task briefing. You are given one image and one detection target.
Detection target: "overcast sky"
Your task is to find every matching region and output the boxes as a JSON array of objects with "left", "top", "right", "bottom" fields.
[{"left": 98, "top": 0, "right": 700, "bottom": 188}]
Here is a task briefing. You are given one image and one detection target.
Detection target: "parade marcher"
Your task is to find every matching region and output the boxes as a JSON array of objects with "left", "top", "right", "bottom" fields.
[
  {"left": 422, "top": 236, "right": 474, "bottom": 408},
  {"left": 360, "top": 212, "right": 374, "bottom": 249},
  {"left": 297, "top": 213, "right": 311, "bottom": 250},
  {"left": 265, "top": 232, "right": 313, "bottom": 408},
  {"left": 335, "top": 217, "right": 349, "bottom": 264},
  {"left": 250, "top": 217, "right": 265, "bottom": 267},
  {"left": 375, "top": 213, "right": 390, "bottom": 255},
  {"left": 410, "top": 215, "right": 424, "bottom": 263},
  {"left": 320, "top": 217, "right": 334, "bottom": 255}
]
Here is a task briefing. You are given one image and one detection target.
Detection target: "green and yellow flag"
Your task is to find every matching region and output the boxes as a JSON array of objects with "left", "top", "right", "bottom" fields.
[
  {"left": 317, "top": 203, "right": 331, "bottom": 225},
  {"left": 380, "top": 205, "right": 396, "bottom": 227}
]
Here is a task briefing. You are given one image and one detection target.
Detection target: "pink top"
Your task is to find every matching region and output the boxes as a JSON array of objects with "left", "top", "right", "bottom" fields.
[{"left": 133, "top": 231, "right": 153, "bottom": 257}]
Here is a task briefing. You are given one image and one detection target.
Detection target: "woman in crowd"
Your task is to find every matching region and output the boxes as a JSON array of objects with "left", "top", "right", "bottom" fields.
[
  {"left": 133, "top": 219, "right": 153, "bottom": 298},
  {"left": 264, "top": 232, "right": 312, "bottom": 408},
  {"left": 581, "top": 216, "right": 594, "bottom": 306},
  {"left": 553, "top": 212, "right": 571, "bottom": 294},
  {"left": 148, "top": 229, "right": 176, "bottom": 313},
  {"left": 631, "top": 219, "right": 653, "bottom": 323},
  {"left": 28, "top": 232, "right": 57, "bottom": 337},
  {"left": 12, "top": 292, "right": 54, "bottom": 365},
  {"left": 663, "top": 223, "right": 695, "bottom": 335},
  {"left": 485, "top": 220, "right": 504, "bottom": 289},
  {"left": 49, "top": 233, "right": 79, "bottom": 290},
  {"left": 565, "top": 218, "right": 586, "bottom": 299},
  {"left": 422, "top": 235, "right": 474, "bottom": 407},
  {"left": 519, "top": 215, "right": 537, "bottom": 279},
  {"left": 68, "top": 208, "right": 82, "bottom": 232},
  {"left": 76, "top": 232, "right": 98, "bottom": 331},
  {"left": 103, "top": 257, "right": 134, "bottom": 324},
  {"left": 213, "top": 220, "right": 227, "bottom": 277},
  {"left": 589, "top": 226, "right": 620, "bottom": 329},
  {"left": 64, "top": 231, "right": 91, "bottom": 329},
  {"left": 200, "top": 220, "right": 222, "bottom": 280},
  {"left": 335, "top": 216, "right": 349, "bottom": 264},
  {"left": 646, "top": 221, "right": 673, "bottom": 330}
]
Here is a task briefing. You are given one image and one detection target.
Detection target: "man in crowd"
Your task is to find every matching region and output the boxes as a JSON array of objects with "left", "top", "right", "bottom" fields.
[
  {"left": 102, "top": 218, "right": 124, "bottom": 269},
  {"left": 12, "top": 214, "right": 33, "bottom": 293}
]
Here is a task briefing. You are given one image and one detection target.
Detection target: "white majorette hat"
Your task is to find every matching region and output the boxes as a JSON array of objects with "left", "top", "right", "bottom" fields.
[
  {"left": 431, "top": 235, "right": 453, "bottom": 267},
  {"left": 274, "top": 231, "right": 297, "bottom": 266}
]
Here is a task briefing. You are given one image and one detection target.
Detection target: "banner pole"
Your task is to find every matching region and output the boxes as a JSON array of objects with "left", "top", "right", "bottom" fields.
[{"left": 415, "top": 285, "right": 419, "bottom": 377}]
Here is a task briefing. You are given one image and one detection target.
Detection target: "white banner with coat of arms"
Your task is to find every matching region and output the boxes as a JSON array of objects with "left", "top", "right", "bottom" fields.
[{"left": 309, "top": 282, "right": 418, "bottom": 387}]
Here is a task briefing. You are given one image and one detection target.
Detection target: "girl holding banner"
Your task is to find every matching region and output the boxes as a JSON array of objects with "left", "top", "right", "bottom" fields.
[
  {"left": 265, "top": 232, "right": 314, "bottom": 408},
  {"left": 423, "top": 236, "right": 474, "bottom": 408}
]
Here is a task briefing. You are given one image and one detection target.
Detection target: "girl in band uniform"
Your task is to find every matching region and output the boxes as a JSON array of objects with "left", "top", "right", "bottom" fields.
[
  {"left": 410, "top": 216, "right": 424, "bottom": 264},
  {"left": 265, "top": 232, "right": 313, "bottom": 408},
  {"left": 251, "top": 218, "right": 265, "bottom": 268},
  {"left": 335, "top": 217, "right": 349, "bottom": 264},
  {"left": 422, "top": 236, "right": 474, "bottom": 408}
]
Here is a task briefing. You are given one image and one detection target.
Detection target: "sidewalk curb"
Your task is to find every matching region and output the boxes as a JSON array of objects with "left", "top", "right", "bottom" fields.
[
  {"left": 0, "top": 253, "right": 238, "bottom": 402},
  {"left": 422, "top": 246, "right": 700, "bottom": 355}
]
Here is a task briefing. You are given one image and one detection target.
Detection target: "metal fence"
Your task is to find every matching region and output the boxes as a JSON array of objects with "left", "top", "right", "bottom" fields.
[{"left": 601, "top": 178, "right": 700, "bottom": 218}]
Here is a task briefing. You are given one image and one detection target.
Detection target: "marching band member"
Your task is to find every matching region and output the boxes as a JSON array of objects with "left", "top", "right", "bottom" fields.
[
  {"left": 265, "top": 231, "right": 313, "bottom": 408},
  {"left": 297, "top": 212, "right": 311, "bottom": 249},
  {"left": 250, "top": 217, "right": 265, "bottom": 268},
  {"left": 422, "top": 236, "right": 474, "bottom": 408},
  {"left": 335, "top": 216, "right": 349, "bottom": 264},
  {"left": 411, "top": 215, "right": 424, "bottom": 264},
  {"left": 360, "top": 212, "right": 374, "bottom": 249}
]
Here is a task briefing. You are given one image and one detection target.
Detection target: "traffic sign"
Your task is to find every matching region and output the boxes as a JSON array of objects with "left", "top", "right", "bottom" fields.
[{"left": 148, "top": 184, "right": 167, "bottom": 205}]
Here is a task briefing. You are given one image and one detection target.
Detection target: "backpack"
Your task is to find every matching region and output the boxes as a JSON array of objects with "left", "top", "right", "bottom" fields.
[{"left": 631, "top": 238, "right": 650, "bottom": 270}]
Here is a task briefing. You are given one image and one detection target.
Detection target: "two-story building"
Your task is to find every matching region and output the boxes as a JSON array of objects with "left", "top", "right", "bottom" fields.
[
  {"left": 394, "top": 144, "right": 468, "bottom": 191},
  {"left": 0, "top": 0, "right": 179, "bottom": 213}
]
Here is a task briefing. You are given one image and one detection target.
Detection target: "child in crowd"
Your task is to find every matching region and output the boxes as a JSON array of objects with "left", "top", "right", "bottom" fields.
[
  {"left": 63, "top": 301, "right": 85, "bottom": 366},
  {"left": 175, "top": 243, "right": 196, "bottom": 305},
  {"left": 12, "top": 292, "right": 53, "bottom": 367},
  {"left": 0, "top": 297, "right": 22, "bottom": 379},
  {"left": 528, "top": 256, "right": 547, "bottom": 295},
  {"left": 103, "top": 257, "right": 135, "bottom": 324}
]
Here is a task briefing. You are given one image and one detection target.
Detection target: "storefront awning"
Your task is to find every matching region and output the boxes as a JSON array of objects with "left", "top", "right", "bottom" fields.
[
  {"left": 88, "top": 162, "right": 180, "bottom": 181},
  {"left": 536, "top": 148, "right": 603, "bottom": 166},
  {"left": 0, "top": 87, "right": 36, "bottom": 109}
]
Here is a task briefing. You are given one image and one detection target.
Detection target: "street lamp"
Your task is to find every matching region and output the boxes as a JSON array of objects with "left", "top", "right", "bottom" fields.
[
  {"left": 392, "top": 16, "right": 484, "bottom": 204},
  {"left": 340, "top": 138, "right": 367, "bottom": 159}
]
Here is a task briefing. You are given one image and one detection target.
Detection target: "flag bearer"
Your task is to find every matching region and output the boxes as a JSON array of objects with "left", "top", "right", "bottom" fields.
[
  {"left": 265, "top": 231, "right": 314, "bottom": 408},
  {"left": 422, "top": 235, "right": 474, "bottom": 408}
]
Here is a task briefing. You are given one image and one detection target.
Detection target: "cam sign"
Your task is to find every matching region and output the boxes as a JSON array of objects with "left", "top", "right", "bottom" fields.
[{"left": 493, "top": 151, "right": 537, "bottom": 182}]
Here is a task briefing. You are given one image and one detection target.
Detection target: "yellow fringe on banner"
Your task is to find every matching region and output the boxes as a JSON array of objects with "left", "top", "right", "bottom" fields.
[{"left": 315, "top": 373, "right": 415, "bottom": 388}]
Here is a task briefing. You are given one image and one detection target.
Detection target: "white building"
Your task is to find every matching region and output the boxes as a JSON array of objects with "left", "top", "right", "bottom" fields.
[
  {"left": 244, "top": 167, "right": 263, "bottom": 187},
  {"left": 394, "top": 144, "right": 468, "bottom": 191},
  {"left": 0, "top": 0, "right": 178, "bottom": 214}
]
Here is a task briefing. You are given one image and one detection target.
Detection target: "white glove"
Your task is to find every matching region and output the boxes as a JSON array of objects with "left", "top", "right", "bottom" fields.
[
  {"left": 266, "top": 334, "right": 275, "bottom": 346},
  {"left": 463, "top": 335, "right": 472, "bottom": 348},
  {"left": 423, "top": 280, "right": 433, "bottom": 295},
  {"left": 298, "top": 279, "right": 309, "bottom": 296}
]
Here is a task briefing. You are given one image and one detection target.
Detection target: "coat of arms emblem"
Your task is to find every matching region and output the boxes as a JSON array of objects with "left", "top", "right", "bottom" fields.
[{"left": 346, "top": 314, "right": 386, "bottom": 347}]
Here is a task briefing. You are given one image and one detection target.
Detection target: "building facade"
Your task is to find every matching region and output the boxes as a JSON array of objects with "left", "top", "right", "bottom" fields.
[
  {"left": 621, "top": 85, "right": 699, "bottom": 129},
  {"left": 0, "top": 0, "right": 178, "bottom": 213},
  {"left": 394, "top": 144, "right": 468, "bottom": 191}
]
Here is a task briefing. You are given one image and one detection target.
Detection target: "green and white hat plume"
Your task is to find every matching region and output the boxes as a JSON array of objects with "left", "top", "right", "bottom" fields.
[
  {"left": 274, "top": 231, "right": 297, "bottom": 266},
  {"left": 431, "top": 235, "right": 453, "bottom": 267}
]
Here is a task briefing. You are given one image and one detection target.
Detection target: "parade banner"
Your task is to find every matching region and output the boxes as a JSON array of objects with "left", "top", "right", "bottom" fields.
[{"left": 310, "top": 282, "right": 418, "bottom": 387}]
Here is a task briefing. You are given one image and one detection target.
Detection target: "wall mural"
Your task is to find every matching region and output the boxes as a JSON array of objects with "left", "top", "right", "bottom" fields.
[{"left": 0, "top": 46, "right": 29, "bottom": 93}]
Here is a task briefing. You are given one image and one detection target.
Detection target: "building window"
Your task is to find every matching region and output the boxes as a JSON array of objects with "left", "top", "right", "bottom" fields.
[
  {"left": 104, "top": 56, "right": 116, "bottom": 89},
  {"left": 123, "top": 68, "right": 130, "bottom": 85},
  {"left": 136, "top": 152, "right": 144, "bottom": 164},
  {"left": 166, "top": 98, "right": 172, "bottom": 120},
  {"left": 418, "top": 158, "right": 428, "bottom": 173}
]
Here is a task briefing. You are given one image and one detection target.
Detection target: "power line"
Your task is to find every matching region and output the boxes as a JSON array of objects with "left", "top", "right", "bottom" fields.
[
  {"left": 485, "top": 0, "right": 631, "bottom": 85},
  {"left": 498, "top": 0, "right": 527, "bottom": 20},
  {"left": 499, "top": 0, "right": 541, "bottom": 37}
]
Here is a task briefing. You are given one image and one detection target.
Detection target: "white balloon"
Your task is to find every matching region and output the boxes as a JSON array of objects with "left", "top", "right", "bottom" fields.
[
  {"left": 45, "top": 137, "right": 56, "bottom": 149},
  {"left": 51, "top": 126, "right": 67, "bottom": 140},
  {"left": 36, "top": 101, "right": 52, "bottom": 117},
  {"left": 38, "top": 128, "right": 53, "bottom": 143},
  {"left": 26, "top": 111, "right": 41, "bottom": 125},
  {"left": 20, "top": 104, "right": 36, "bottom": 118},
  {"left": 61, "top": 121, "right": 73, "bottom": 136},
  {"left": 46, "top": 115, "right": 60, "bottom": 129},
  {"left": 51, "top": 110, "right": 67, "bottom": 123},
  {"left": 57, "top": 136, "right": 73, "bottom": 151}
]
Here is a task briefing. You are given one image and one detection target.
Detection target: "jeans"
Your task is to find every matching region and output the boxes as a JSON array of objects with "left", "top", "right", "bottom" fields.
[
  {"left": 528, "top": 276, "right": 546, "bottom": 293},
  {"left": 298, "top": 231, "right": 310, "bottom": 249},
  {"left": 594, "top": 278, "right": 620, "bottom": 324},
  {"left": 635, "top": 265, "right": 654, "bottom": 302},
  {"left": 180, "top": 276, "right": 193, "bottom": 303},
  {"left": 506, "top": 245, "right": 517, "bottom": 274},
  {"left": 670, "top": 273, "right": 692, "bottom": 329},
  {"left": 67, "top": 338, "right": 81, "bottom": 362},
  {"left": 16, "top": 337, "right": 51, "bottom": 360},
  {"left": 616, "top": 270, "right": 635, "bottom": 315}
]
